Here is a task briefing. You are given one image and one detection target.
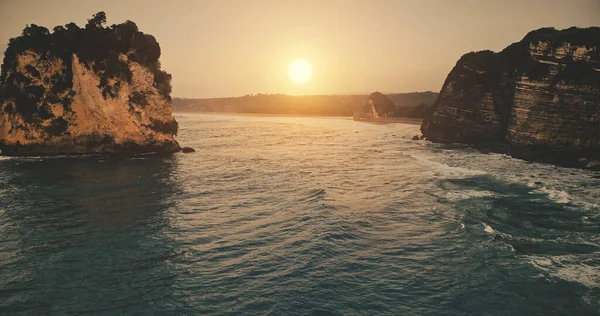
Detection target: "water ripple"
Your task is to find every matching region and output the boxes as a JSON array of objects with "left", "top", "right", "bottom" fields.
[{"left": 0, "top": 114, "right": 599, "bottom": 315}]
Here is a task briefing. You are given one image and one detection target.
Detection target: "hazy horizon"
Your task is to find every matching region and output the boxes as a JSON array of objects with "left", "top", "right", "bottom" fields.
[
  {"left": 174, "top": 90, "right": 439, "bottom": 99},
  {"left": 1, "top": 0, "right": 599, "bottom": 98}
]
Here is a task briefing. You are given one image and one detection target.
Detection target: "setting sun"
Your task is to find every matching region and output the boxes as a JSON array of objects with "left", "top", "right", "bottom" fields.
[{"left": 288, "top": 59, "right": 312, "bottom": 84}]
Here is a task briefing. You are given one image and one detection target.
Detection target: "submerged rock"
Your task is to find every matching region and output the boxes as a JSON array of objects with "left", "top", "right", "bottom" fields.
[
  {"left": 0, "top": 12, "right": 181, "bottom": 156},
  {"left": 412, "top": 135, "right": 420, "bottom": 141},
  {"left": 182, "top": 147, "right": 196, "bottom": 153},
  {"left": 421, "top": 27, "right": 600, "bottom": 167},
  {"left": 586, "top": 160, "right": 600, "bottom": 170}
]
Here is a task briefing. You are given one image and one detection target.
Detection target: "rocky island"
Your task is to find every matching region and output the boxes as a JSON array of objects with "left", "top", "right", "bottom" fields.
[
  {"left": 421, "top": 27, "right": 600, "bottom": 167},
  {"left": 353, "top": 92, "right": 395, "bottom": 120},
  {"left": 353, "top": 92, "right": 430, "bottom": 121},
  {"left": 0, "top": 12, "right": 181, "bottom": 156}
]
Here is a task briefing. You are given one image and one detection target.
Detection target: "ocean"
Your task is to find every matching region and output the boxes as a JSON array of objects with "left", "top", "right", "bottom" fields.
[{"left": 1, "top": 113, "right": 599, "bottom": 315}]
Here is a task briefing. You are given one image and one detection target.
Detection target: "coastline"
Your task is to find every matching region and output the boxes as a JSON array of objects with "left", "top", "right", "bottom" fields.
[
  {"left": 173, "top": 112, "right": 423, "bottom": 125},
  {"left": 353, "top": 117, "right": 423, "bottom": 125}
]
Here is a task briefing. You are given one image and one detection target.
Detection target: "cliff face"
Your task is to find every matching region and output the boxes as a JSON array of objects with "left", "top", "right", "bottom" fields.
[
  {"left": 421, "top": 27, "right": 600, "bottom": 165},
  {"left": 0, "top": 12, "right": 180, "bottom": 156}
]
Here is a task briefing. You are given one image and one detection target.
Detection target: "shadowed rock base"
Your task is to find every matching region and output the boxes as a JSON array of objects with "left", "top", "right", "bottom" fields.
[{"left": 0, "top": 135, "right": 181, "bottom": 156}]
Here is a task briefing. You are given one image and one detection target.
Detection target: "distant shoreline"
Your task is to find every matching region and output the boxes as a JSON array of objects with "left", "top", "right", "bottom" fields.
[
  {"left": 172, "top": 92, "right": 438, "bottom": 119},
  {"left": 173, "top": 111, "right": 422, "bottom": 125},
  {"left": 353, "top": 117, "right": 422, "bottom": 125}
]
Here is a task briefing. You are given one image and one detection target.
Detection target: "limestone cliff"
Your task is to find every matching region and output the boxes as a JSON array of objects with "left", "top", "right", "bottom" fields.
[
  {"left": 0, "top": 12, "right": 181, "bottom": 156},
  {"left": 421, "top": 27, "right": 600, "bottom": 166}
]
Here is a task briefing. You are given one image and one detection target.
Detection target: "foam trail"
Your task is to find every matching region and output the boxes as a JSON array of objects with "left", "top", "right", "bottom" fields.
[
  {"left": 483, "top": 223, "right": 495, "bottom": 234},
  {"left": 531, "top": 187, "right": 571, "bottom": 204}
]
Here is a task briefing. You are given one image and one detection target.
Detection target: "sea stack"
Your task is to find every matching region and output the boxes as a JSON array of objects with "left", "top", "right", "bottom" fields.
[
  {"left": 0, "top": 12, "right": 181, "bottom": 156},
  {"left": 353, "top": 92, "right": 396, "bottom": 120},
  {"left": 421, "top": 27, "right": 600, "bottom": 167}
]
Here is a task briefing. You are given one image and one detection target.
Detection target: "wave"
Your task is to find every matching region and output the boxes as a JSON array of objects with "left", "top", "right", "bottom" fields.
[
  {"left": 298, "top": 188, "right": 328, "bottom": 203},
  {"left": 410, "top": 153, "right": 488, "bottom": 179},
  {"left": 530, "top": 186, "right": 571, "bottom": 204},
  {"left": 528, "top": 254, "right": 600, "bottom": 289},
  {"left": 482, "top": 223, "right": 495, "bottom": 234},
  {"left": 444, "top": 190, "right": 496, "bottom": 201},
  {"left": 0, "top": 154, "right": 101, "bottom": 160},
  {"left": 526, "top": 184, "right": 599, "bottom": 210}
]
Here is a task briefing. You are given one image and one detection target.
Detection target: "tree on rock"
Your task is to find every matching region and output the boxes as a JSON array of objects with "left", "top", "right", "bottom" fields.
[{"left": 86, "top": 11, "right": 107, "bottom": 29}]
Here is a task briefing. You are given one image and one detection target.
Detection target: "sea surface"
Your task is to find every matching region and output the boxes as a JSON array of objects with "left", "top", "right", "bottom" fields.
[{"left": 1, "top": 113, "right": 599, "bottom": 315}]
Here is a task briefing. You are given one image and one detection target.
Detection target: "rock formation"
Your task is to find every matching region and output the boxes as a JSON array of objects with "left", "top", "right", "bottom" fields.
[
  {"left": 353, "top": 92, "right": 396, "bottom": 120},
  {"left": 421, "top": 27, "right": 600, "bottom": 166},
  {"left": 0, "top": 12, "right": 181, "bottom": 156}
]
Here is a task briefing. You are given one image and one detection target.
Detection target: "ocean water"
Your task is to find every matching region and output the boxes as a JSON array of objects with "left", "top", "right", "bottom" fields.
[{"left": 1, "top": 113, "right": 599, "bottom": 315}]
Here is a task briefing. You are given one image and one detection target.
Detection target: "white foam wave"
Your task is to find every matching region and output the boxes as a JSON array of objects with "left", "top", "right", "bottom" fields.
[
  {"left": 0, "top": 154, "right": 81, "bottom": 160},
  {"left": 529, "top": 255, "right": 600, "bottom": 288},
  {"left": 410, "top": 154, "right": 488, "bottom": 179},
  {"left": 482, "top": 223, "right": 495, "bottom": 234},
  {"left": 445, "top": 190, "right": 496, "bottom": 201},
  {"left": 531, "top": 187, "right": 571, "bottom": 204}
]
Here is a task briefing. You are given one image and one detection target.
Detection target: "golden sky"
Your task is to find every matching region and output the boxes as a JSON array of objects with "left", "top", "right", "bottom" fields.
[{"left": 0, "top": 0, "right": 599, "bottom": 97}]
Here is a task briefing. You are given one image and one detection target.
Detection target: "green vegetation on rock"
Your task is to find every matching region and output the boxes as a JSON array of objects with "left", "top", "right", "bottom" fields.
[{"left": 0, "top": 11, "right": 173, "bottom": 126}]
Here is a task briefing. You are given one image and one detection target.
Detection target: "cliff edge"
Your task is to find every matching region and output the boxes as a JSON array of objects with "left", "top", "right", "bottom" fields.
[
  {"left": 0, "top": 12, "right": 181, "bottom": 156},
  {"left": 421, "top": 27, "right": 600, "bottom": 166}
]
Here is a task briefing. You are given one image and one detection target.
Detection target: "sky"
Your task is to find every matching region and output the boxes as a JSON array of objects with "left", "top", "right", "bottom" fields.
[{"left": 0, "top": 0, "right": 599, "bottom": 98}]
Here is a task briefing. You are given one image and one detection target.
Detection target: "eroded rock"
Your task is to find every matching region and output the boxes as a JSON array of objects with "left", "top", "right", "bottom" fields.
[
  {"left": 586, "top": 160, "right": 600, "bottom": 170},
  {"left": 421, "top": 27, "right": 600, "bottom": 167},
  {"left": 0, "top": 12, "right": 181, "bottom": 156},
  {"left": 353, "top": 92, "right": 396, "bottom": 120}
]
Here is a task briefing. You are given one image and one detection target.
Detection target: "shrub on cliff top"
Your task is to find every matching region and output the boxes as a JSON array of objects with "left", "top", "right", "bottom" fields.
[{"left": 523, "top": 27, "right": 600, "bottom": 50}]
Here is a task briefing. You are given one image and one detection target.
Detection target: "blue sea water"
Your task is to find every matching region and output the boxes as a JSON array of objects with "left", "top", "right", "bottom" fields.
[{"left": 1, "top": 113, "right": 599, "bottom": 315}]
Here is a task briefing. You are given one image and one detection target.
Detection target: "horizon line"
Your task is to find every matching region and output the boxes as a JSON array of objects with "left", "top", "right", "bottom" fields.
[{"left": 173, "top": 90, "right": 439, "bottom": 99}]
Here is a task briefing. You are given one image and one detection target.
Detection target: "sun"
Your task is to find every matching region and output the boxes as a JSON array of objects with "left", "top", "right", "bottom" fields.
[{"left": 288, "top": 59, "right": 312, "bottom": 84}]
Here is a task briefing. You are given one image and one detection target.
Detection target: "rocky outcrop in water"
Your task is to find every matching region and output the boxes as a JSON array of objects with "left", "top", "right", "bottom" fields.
[
  {"left": 353, "top": 92, "right": 396, "bottom": 120},
  {"left": 421, "top": 27, "right": 600, "bottom": 167},
  {"left": 0, "top": 12, "right": 181, "bottom": 156}
]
